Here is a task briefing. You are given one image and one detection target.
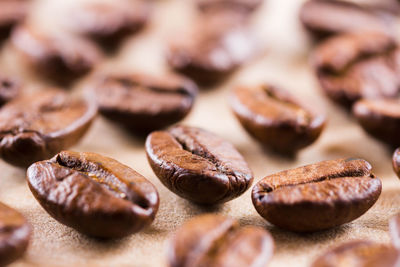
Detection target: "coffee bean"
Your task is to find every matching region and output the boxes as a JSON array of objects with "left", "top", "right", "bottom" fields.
[
  {"left": 11, "top": 24, "right": 102, "bottom": 84},
  {"left": 312, "top": 31, "right": 400, "bottom": 107},
  {"left": 230, "top": 84, "right": 325, "bottom": 155},
  {"left": 392, "top": 148, "right": 400, "bottom": 179},
  {"left": 0, "top": 202, "right": 31, "bottom": 266},
  {"left": 67, "top": 0, "right": 151, "bottom": 49},
  {"left": 312, "top": 240, "right": 400, "bottom": 267},
  {"left": 353, "top": 98, "right": 400, "bottom": 147},
  {"left": 168, "top": 214, "right": 274, "bottom": 267},
  {"left": 0, "top": 74, "right": 19, "bottom": 106},
  {"left": 145, "top": 125, "right": 253, "bottom": 204},
  {"left": 27, "top": 151, "right": 159, "bottom": 238},
  {"left": 167, "top": 11, "right": 255, "bottom": 86},
  {"left": 93, "top": 73, "right": 198, "bottom": 133},
  {"left": 252, "top": 158, "right": 381, "bottom": 232},
  {"left": 0, "top": 0, "right": 29, "bottom": 40},
  {"left": 195, "top": 0, "right": 263, "bottom": 14},
  {"left": 300, "top": 0, "right": 393, "bottom": 39},
  {"left": 0, "top": 90, "right": 97, "bottom": 168}
]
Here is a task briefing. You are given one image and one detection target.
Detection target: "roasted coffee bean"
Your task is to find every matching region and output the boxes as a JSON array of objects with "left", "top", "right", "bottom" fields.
[
  {"left": 93, "top": 73, "right": 198, "bottom": 133},
  {"left": 252, "top": 158, "right": 381, "bottom": 232},
  {"left": 0, "top": 202, "right": 31, "bottom": 266},
  {"left": 312, "top": 240, "right": 400, "bottom": 267},
  {"left": 168, "top": 214, "right": 274, "bottom": 267},
  {"left": 167, "top": 12, "right": 255, "bottom": 86},
  {"left": 393, "top": 148, "right": 400, "bottom": 179},
  {"left": 300, "top": 0, "right": 393, "bottom": 39},
  {"left": 27, "top": 151, "right": 159, "bottom": 238},
  {"left": 0, "top": 0, "right": 29, "bottom": 40},
  {"left": 0, "top": 90, "right": 97, "bottom": 168},
  {"left": 145, "top": 125, "right": 253, "bottom": 204},
  {"left": 353, "top": 98, "right": 400, "bottom": 147},
  {"left": 11, "top": 24, "right": 102, "bottom": 84},
  {"left": 312, "top": 31, "right": 400, "bottom": 107},
  {"left": 67, "top": 0, "right": 150, "bottom": 49},
  {"left": 195, "top": 0, "right": 263, "bottom": 14},
  {"left": 0, "top": 74, "right": 19, "bottom": 106},
  {"left": 230, "top": 84, "right": 325, "bottom": 155},
  {"left": 390, "top": 213, "right": 400, "bottom": 250}
]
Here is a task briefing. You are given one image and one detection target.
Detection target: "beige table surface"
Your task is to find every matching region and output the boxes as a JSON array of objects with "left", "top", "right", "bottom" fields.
[{"left": 1, "top": 0, "right": 400, "bottom": 266}]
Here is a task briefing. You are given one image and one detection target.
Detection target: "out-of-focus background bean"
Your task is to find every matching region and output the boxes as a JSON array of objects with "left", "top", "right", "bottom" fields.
[{"left": 1, "top": 0, "right": 400, "bottom": 266}]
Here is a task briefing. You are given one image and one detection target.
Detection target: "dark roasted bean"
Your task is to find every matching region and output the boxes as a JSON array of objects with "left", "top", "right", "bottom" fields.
[
  {"left": 252, "top": 158, "right": 381, "bottom": 232},
  {"left": 146, "top": 125, "right": 253, "bottom": 204},
  {"left": 27, "top": 151, "right": 159, "bottom": 238}
]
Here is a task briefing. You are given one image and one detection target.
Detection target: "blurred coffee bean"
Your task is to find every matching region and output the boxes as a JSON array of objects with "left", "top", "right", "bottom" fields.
[
  {"left": 312, "top": 240, "right": 400, "bottom": 267},
  {"left": 68, "top": 0, "right": 151, "bottom": 50},
  {"left": 0, "top": 0, "right": 29, "bottom": 40},
  {"left": 389, "top": 213, "right": 400, "bottom": 250},
  {"left": 300, "top": 0, "right": 393, "bottom": 39},
  {"left": 0, "top": 202, "right": 31, "bottom": 266},
  {"left": 195, "top": 0, "right": 264, "bottom": 14},
  {"left": 312, "top": 31, "right": 400, "bottom": 107},
  {"left": 0, "top": 73, "right": 19, "bottom": 106},
  {"left": 11, "top": 24, "right": 102, "bottom": 84},
  {"left": 0, "top": 90, "right": 97, "bottom": 168},
  {"left": 168, "top": 214, "right": 274, "bottom": 267},
  {"left": 230, "top": 84, "right": 325, "bottom": 155},
  {"left": 353, "top": 98, "right": 400, "bottom": 147},
  {"left": 93, "top": 72, "right": 197, "bottom": 134},
  {"left": 167, "top": 11, "right": 256, "bottom": 86},
  {"left": 392, "top": 148, "right": 400, "bottom": 179},
  {"left": 146, "top": 125, "right": 253, "bottom": 204}
]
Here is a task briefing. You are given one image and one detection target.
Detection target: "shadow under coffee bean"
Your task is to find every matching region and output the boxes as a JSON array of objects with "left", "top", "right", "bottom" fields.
[
  {"left": 0, "top": 202, "right": 31, "bottom": 266},
  {"left": 168, "top": 214, "right": 274, "bottom": 267},
  {"left": 0, "top": 90, "right": 97, "bottom": 168},
  {"left": 252, "top": 158, "right": 382, "bottom": 232},
  {"left": 230, "top": 84, "right": 326, "bottom": 155},
  {"left": 145, "top": 125, "right": 253, "bottom": 204},
  {"left": 93, "top": 72, "right": 198, "bottom": 134},
  {"left": 27, "top": 151, "right": 160, "bottom": 238}
]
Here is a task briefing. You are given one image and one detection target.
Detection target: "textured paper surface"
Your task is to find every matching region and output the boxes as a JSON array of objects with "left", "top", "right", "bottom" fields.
[{"left": 1, "top": 0, "right": 400, "bottom": 266}]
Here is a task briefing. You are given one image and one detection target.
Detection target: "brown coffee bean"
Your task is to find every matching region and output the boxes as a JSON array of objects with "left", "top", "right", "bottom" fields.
[
  {"left": 0, "top": 202, "right": 31, "bottom": 266},
  {"left": 0, "top": 90, "right": 97, "bottom": 168},
  {"left": 27, "top": 151, "right": 159, "bottom": 238},
  {"left": 67, "top": 0, "right": 150, "bottom": 49},
  {"left": 312, "top": 31, "right": 400, "bottom": 107},
  {"left": 0, "top": 0, "right": 29, "bottom": 40},
  {"left": 252, "top": 158, "right": 381, "bottom": 232},
  {"left": 230, "top": 84, "right": 325, "bottom": 155},
  {"left": 392, "top": 148, "right": 400, "bottom": 179},
  {"left": 167, "top": 11, "right": 255, "bottom": 86},
  {"left": 11, "top": 24, "right": 102, "bottom": 84},
  {"left": 312, "top": 240, "right": 400, "bottom": 267},
  {"left": 353, "top": 98, "right": 400, "bottom": 147},
  {"left": 0, "top": 74, "right": 19, "bottom": 106},
  {"left": 93, "top": 73, "right": 198, "bottom": 133},
  {"left": 168, "top": 214, "right": 274, "bottom": 267},
  {"left": 196, "top": 0, "right": 263, "bottom": 14},
  {"left": 300, "top": 0, "right": 393, "bottom": 39},
  {"left": 145, "top": 125, "right": 253, "bottom": 204}
]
